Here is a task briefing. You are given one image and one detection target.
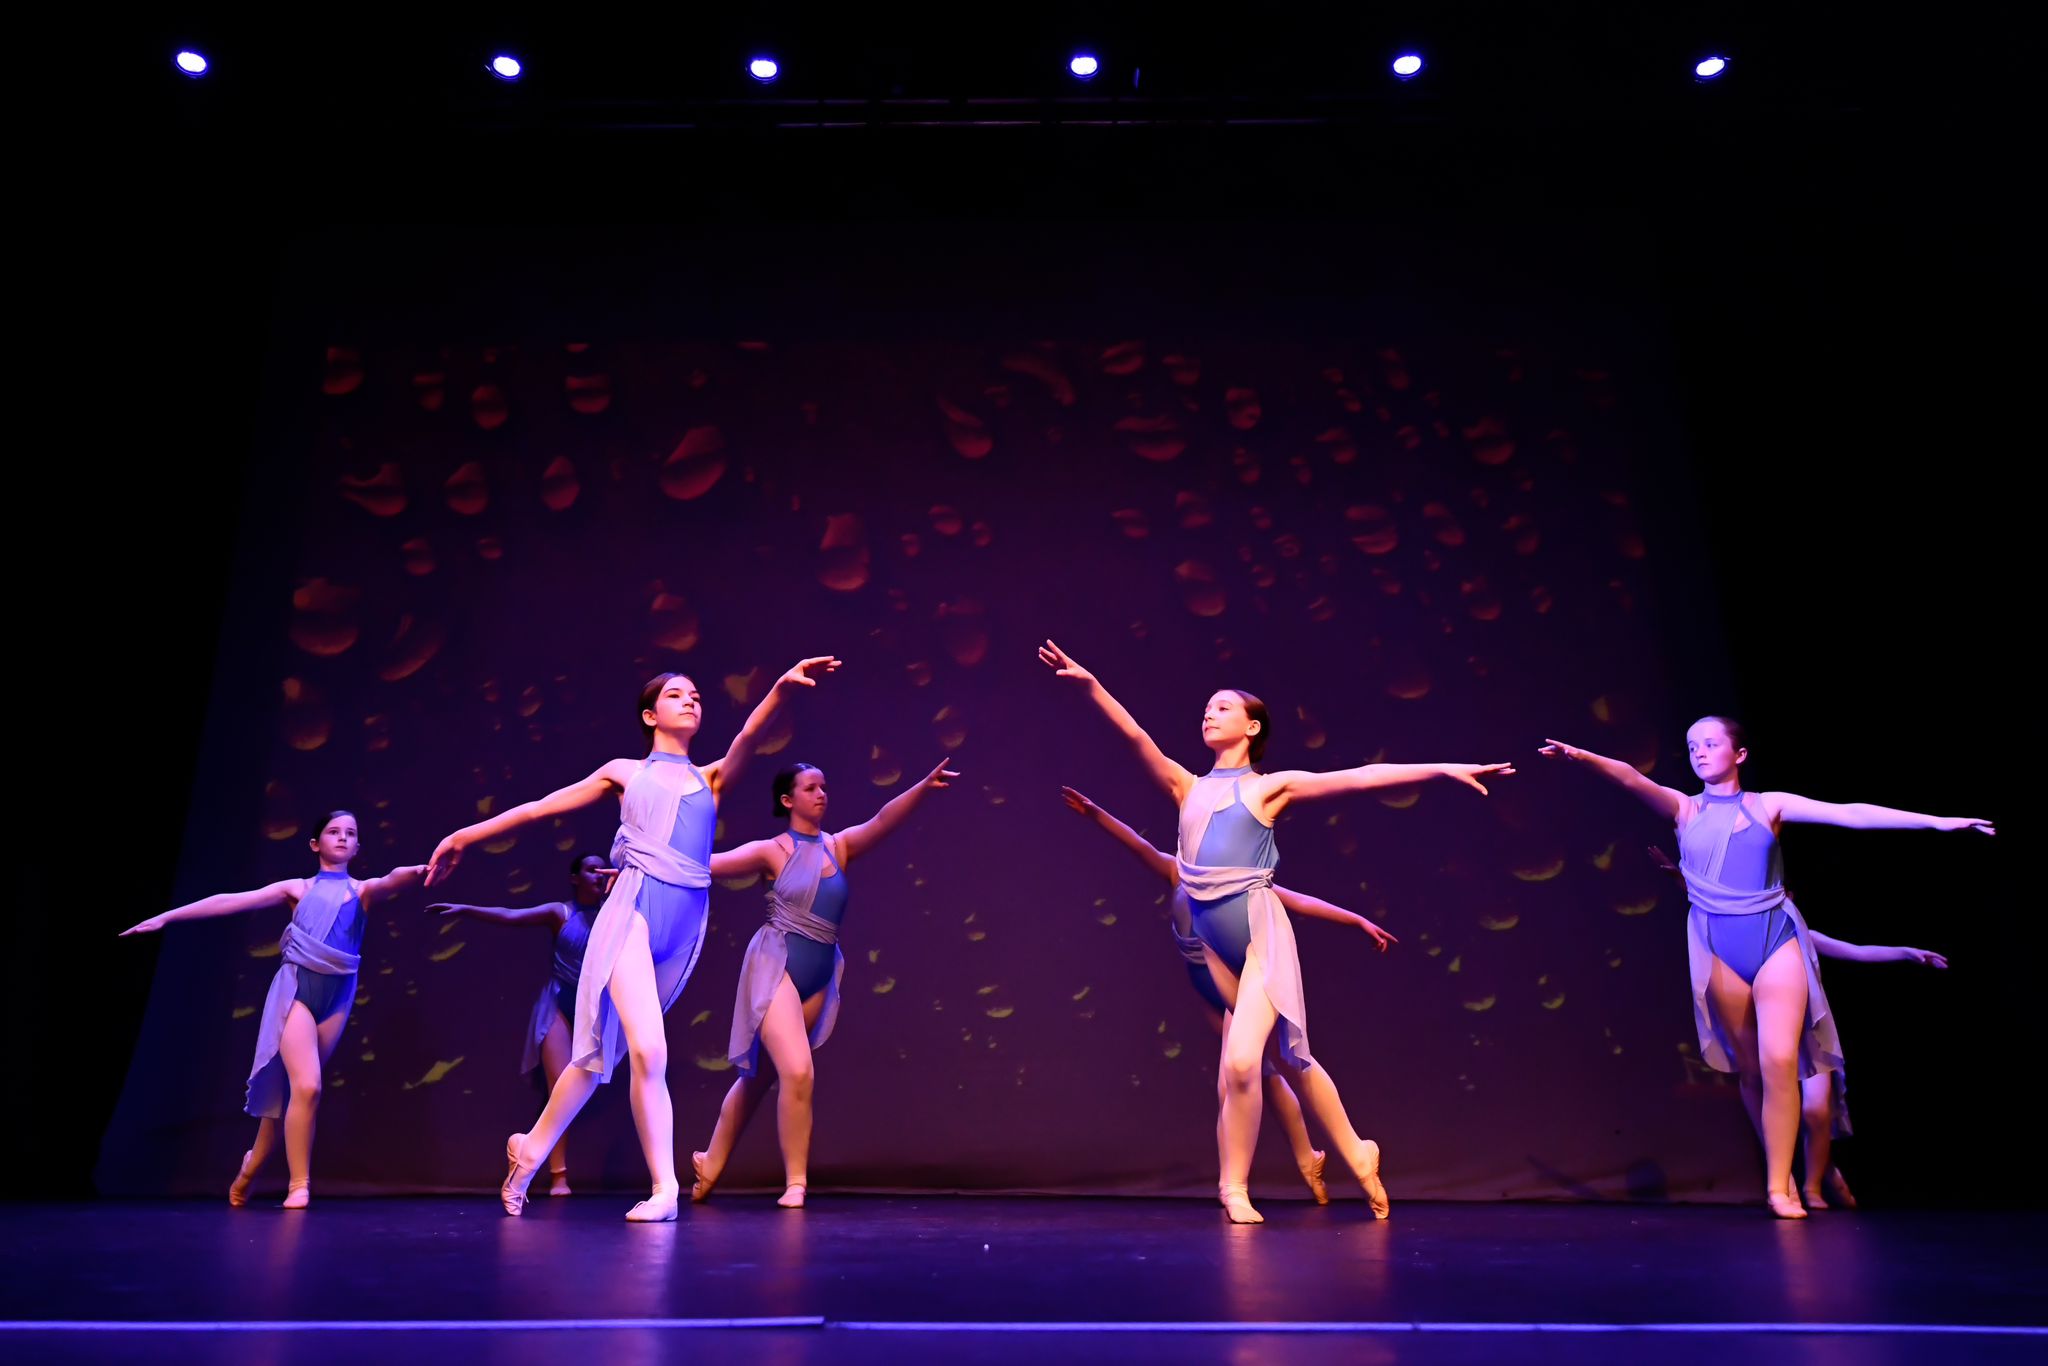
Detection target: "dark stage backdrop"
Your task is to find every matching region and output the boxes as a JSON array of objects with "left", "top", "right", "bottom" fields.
[{"left": 98, "top": 242, "right": 1766, "bottom": 1200}]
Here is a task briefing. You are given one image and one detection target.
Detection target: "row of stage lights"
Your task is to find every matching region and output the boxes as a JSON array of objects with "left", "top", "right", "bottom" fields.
[{"left": 172, "top": 49, "right": 1737, "bottom": 85}]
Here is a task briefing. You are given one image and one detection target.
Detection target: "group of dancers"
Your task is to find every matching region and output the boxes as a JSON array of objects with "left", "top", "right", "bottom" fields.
[{"left": 124, "top": 644, "right": 1991, "bottom": 1222}]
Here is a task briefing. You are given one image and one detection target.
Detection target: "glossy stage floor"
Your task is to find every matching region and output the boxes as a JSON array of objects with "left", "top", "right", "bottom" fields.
[{"left": 3, "top": 1197, "right": 2043, "bottom": 1363}]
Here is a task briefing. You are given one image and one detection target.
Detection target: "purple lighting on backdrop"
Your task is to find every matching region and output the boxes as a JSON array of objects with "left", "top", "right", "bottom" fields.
[
  {"left": 1694, "top": 56, "right": 1729, "bottom": 80},
  {"left": 1070, "top": 53, "right": 1100, "bottom": 79},
  {"left": 488, "top": 55, "right": 522, "bottom": 82},
  {"left": 175, "top": 50, "right": 209, "bottom": 78},
  {"left": 1393, "top": 53, "right": 1424, "bottom": 80},
  {"left": 749, "top": 56, "right": 780, "bottom": 83}
]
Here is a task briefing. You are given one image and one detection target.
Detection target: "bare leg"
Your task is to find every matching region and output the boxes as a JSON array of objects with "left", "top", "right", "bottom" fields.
[
  {"left": 1798, "top": 1073, "right": 1841, "bottom": 1208},
  {"left": 275, "top": 1003, "right": 350, "bottom": 1209},
  {"left": 605, "top": 916, "right": 682, "bottom": 1221},
  {"left": 1201, "top": 1002, "right": 1324, "bottom": 1202},
  {"left": 756, "top": 977, "right": 823, "bottom": 1207},
  {"left": 230, "top": 1118, "right": 279, "bottom": 1207},
  {"left": 1218, "top": 948, "right": 1281, "bottom": 1223},
  {"left": 538, "top": 1014, "right": 574, "bottom": 1195},
  {"left": 1263, "top": 1063, "right": 1326, "bottom": 1204},
  {"left": 694, "top": 1069, "right": 774, "bottom": 1201},
  {"left": 1703, "top": 953, "right": 1796, "bottom": 1216},
  {"left": 1751, "top": 942, "right": 1812, "bottom": 1219},
  {"left": 503, "top": 917, "right": 666, "bottom": 1218},
  {"left": 1284, "top": 1058, "right": 1388, "bottom": 1217}
]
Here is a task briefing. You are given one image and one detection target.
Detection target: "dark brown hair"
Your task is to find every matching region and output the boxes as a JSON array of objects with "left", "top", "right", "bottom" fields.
[
  {"left": 638, "top": 672, "right": 697, "bottom": 744},
  {"left": 1229, "top": 689, "right": 1272, "bottom": 765}
]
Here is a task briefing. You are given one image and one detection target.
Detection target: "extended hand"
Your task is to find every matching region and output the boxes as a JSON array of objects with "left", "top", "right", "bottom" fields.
[
  {"left": 1359, "top": 919, "right": 1398, "bottom": 952},
  {"left": 1037, "top": 639, "right": 1097, "bottom": 686},
  {"left": 777, "top": 656, "right": 843, "bottom": 691},
  {"left": 921, "top": 759, "right": 962, "bottom": 791},
  {"left": 1059, "top": 785, "right": 1097, "bottom": 815},
  {"left": 119, "top": 915, "right": 168, "bottom": 937},
  {"left": 425, "top": 835, "right": 465, "bottom": 887},
  {"left": 1445, "top": 762, "right": 1516, "bottom": 795}
]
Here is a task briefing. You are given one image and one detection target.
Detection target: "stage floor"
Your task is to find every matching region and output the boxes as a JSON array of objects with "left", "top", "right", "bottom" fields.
[{"left": 3, "top": 1197, "right": 2043, "bottom": 1362}]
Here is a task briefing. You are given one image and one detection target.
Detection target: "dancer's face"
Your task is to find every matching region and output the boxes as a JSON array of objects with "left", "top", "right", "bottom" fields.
[
  {"left": 1685, "top": 719, "right": 1746, "bottom": 785},
  {"left": 643, "top": 676, "right": 702, "bottom": 741},
  {"left": 782, "top": 768, "right": 829, "bottom": 825},
  {"left": 570, "top": 855, "right": 609, "bottom": 903},
  {"left": 1201, "top": 691, "right": 1260, "bottom": 754},
  {"left": 309, "top": 815, "right": 360, "bottom": 864}
]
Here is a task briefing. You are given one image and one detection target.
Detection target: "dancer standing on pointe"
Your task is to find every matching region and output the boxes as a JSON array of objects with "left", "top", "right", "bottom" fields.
[
  {"left": 1039, "top": 639, "right": 1513, "bottom": 1223},
  {"left": 691, "top": 756, "right": 959, "bottom": 1208},
  {"left": 1539, "top": 717, "right": 1991, "bottom": 1218},
  {"left": 1647, "top": 844, "right": 1948, "bottom": 1210},
  {"left": 427, "top": 657, "right": 840, "bottom": 1221},
  {"left": 1062, "top": 785, "right": 1397, "bottom": 1203},
  {"left": 120, "top": 811, "right": 426, "bottom": 1209},
  {"left": 427, "top": 851, "right": 614, "bottom": 1197}
]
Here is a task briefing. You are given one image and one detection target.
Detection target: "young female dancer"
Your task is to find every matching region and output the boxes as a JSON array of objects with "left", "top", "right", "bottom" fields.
[
  {"left": 427, "top": 851, "right": 613, "bottom": 1196},
  {"left": 427, "top": 657, "right": 840, "bottom": 1220},
  {"left": 1039, "top": 639, "right": 1512, "bottom": 1222},
  {"left": 1061, "top": 785, "right": 1396, "bottom": 1203},
  {"left": 690, "top": 757, "right": 959, "bottom": 1208},
  {"left": 1540, "top": 718, "right": 1990, "bottom": 1217},
  {"left": 1647, "top": 843, "right": 1948, "bottom": 1210},
  {"left": 120, "top": 811, "right": 426, "bottom": 1209}
]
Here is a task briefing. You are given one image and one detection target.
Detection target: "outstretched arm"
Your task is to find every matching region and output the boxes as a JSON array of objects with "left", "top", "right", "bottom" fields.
[
  {"left": 708, "top": 656, "right": 842, "bottom": 796},
  {"left": 838, "top": 760, "right": 960, "bottom": 867},
  {"left": 1273, "top": 884, "right": 1398, "bottom": 952},
  {"left": 427, "top": 900, "right": 571, "bottom": 928},
  {"left": 359, "top": 863, "right": 428, "bottom": 910},
  {"left": 1262, "top": 761, "right": 1514, "bottom": 817},
  {"left": 1061, "top": 786, "right": 1177, "bottom": 883},
  {"left": 1804, "top": 929, "right": 1948, "bottom": 969},
  {"left": 120, "top": 880, "right": 301, "bottom": 937},
  {"left": 427, "top": 760, "right": 633, "bottom": 886},
  {"left": 1762, "top": 792, "right": 1995, "bottom": 836},
  {"left": 1039, "top": 639, "right": 1195, "bottom": 803},
  {"left": 1538, "top": 739, "right": 1686, "bottom": 822},
  {"left": 709, "top": 838, "right": 783, "bottom": 880}
]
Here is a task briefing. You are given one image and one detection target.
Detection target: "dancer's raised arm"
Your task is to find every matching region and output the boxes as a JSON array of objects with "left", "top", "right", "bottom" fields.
[
  {"left": 1272, "top": 887, "right": 1398, "bottom": 952},
  {"left": 359, "top": 863, "right": 428, "bottom": 910},
  {"left": 1060, "top": 785, "right": 1175, "bottom": 881},
  {"left": 1759, "top": 791, "right": 1994, "bottom": 836},
  {"left": 429, "top": 899, "right": 571, "bottom": 928},
  {"left": 707, "top": 656, "right": 842, "bottom": 797},
  {"left": 837, "top": 759, "right": 958, "bottom": 867},
  {"left": 1039, "top": 639, "right": 1194, "bottom": 802},
  {"left": 1802, "top": 930, "right": 1948, "bottom": 969},
  {"left": 120, "top": 880, "right": 301, "bottom": 936},
  {"left": 1256, "top": 760, "right": 1514, "bottom": 820},
  {"left": 427, "top": 761, "right": 636, "bottom": 886},
  {"left": 1538, "top": 738, "right": 1685, "bottom": 821}
]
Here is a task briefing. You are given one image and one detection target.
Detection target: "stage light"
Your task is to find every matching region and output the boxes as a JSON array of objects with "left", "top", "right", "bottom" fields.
[
  {"left": 489, "top": 54, "right": 523, "bottom": 81},
  {"left": 175, "top": 50, "right": 209, "bottom": 78},
  {"left": 1392, "top": 53, "right": 1424, "bottom": 79},
  {"left": 1070, "top": 53, "right": 1100, "bottom": 79},
  {"left": 1694, "top": 56, "right": 1729, "bottom": 80},
  {"left": 749, "top": 56, "right": 780, "bottom": 82}
]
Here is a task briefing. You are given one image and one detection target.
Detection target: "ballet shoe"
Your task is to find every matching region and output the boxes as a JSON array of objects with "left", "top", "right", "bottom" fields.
[
  {"left": 501, "top": 1133, "right": 539, "bottom": 1217},
  {"left": 625, "top": 1185, "right": 681, "bottom": 1222},
  {"left": 280, "top": 1179, "right": 310, "bottom": 1210},
  {"left": 690, "top": 1150, "right": 716, "bottom": 1203},
  {"left": 778, "top": 1182, "right": 808, "bottom": 1209},
  {"left": 1219, "top": 1183, "right": 1264, "bottom": 1224},
  {"left": 1822, "top": 1167, "right": 1857, "bottom": 1210},
  {"left": 548, "top": 1167, "right": 572, "bottom": 1197},
  {"left": 1355, "top": 1139, "right": 1391, "bottom": 1220},
  {"left": 1766, "top": 1190, "right": 1808, "bottom": 1220},
  {"left": 1298, "top": 1150, "right": 1330, "bottom": 1205},
  {"left": 228, "top": 1150, "right": 257, "bottom": 1208}
]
